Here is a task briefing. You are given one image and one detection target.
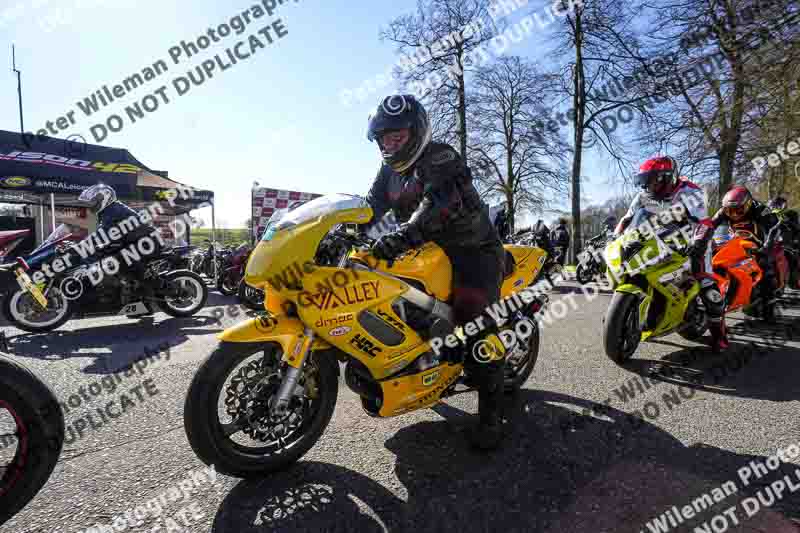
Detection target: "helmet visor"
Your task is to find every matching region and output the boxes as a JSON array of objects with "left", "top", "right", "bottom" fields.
[
  {"left": 723, "top": 205, "right": 748, "bottom": 220},
  {"left": 367, "top": 112, "right": 414, "bottom": 142},
  {"left": 635, "top": 170, "right": 664, "bottom": 189}
]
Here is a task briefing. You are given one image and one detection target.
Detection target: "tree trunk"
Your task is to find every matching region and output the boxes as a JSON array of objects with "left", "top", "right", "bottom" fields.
[
  {"left": 570, "top": 13, "right": 585, "bottom": 265},
  {"left": 456, "top": 48, "right": 468, "bottom": 157}
]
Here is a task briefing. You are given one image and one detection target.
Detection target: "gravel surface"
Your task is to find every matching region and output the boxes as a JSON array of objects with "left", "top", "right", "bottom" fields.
[{"left": 1, "top": 283, "right": 799, "bottom": 533}]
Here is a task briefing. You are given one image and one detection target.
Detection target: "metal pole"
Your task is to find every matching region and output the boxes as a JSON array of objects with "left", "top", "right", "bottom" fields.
[
  {"left": 11, "top": 45, "right": 25, "bottom": 138},
  {"left": 211, "top": 202, "right": 217, "bottom": 281},
  {"left": 39, "top": 201, "right": 44, "bottom": 241},
  {"left": 50, "top": 193, "right": 56, "bottom": 232}
]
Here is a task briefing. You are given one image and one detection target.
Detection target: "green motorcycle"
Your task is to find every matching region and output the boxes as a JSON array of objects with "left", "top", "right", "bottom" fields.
[{"left": 602, "top": 209, "right": 707, "bottom": 364}]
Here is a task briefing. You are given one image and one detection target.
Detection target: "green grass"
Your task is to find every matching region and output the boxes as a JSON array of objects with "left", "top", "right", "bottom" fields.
[{"left": 191, "top": 228, "right": 250, "bottom": 246}]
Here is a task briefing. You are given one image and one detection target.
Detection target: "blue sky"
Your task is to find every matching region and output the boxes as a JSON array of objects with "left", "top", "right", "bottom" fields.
[{"left": 0, "top": 0, "right": 631, "bottom": 228}]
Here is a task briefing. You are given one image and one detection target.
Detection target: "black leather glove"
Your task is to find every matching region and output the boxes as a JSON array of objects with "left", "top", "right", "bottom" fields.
[
  {"left": 371, "top": 232, "right": 411, "bottom": 261},
  {"left": 686, "top": 238, "right": 707, "bottom": 260}
]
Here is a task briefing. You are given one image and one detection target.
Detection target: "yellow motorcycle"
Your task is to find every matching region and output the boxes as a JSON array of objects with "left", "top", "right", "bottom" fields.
[{"left": 183, "top": 194, "right": 547, "bottom": 477}]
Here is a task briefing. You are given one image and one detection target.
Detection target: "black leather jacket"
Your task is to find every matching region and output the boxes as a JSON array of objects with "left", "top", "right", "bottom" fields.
[
  {"left": 709, "top": 200, "right": 779, "bottom": 245},
  {"left": 364, "top": 142, "right": 499, "bottom": 250},
  {"left": 94, "top": 201, "right": 160, "bottom": 253}
]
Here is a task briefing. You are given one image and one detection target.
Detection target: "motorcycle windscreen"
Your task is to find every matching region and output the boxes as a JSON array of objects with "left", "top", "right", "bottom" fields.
[
  {"left": 31, "top": 224, "right": 72, "bottom": 255},
  {"left": 245, "top": 194, "right": 374, "bottom": 291}
]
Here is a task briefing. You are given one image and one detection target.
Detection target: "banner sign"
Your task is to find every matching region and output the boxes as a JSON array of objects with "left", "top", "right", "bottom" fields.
[{"left": 252, "top": 187, "right": 323, "bottom": 239}]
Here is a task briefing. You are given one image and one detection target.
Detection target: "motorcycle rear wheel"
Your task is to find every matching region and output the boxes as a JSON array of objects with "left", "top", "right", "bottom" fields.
[
  {"left": 183, "top": 342, "right": 338, "bottom": 478},
  {"left": 603, "top": 292, "right": 641, "bottom": 364},
  {"left": 0, "top": 355, "right": 64, "bottom": 526},
  {"left": 678, "top": 297, "right": 708, "bottom": 341},
  {"left": 158, "top": 271, "right": 208, "bottom": 318},
  {"left": 502, "top": 317, "right": 540, "bottom": 392}
]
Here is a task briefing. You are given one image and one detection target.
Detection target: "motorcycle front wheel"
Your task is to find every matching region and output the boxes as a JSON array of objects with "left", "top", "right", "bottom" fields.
[
  {"left": 0, "top": 354, "right": 64, "bottom": 526},
  {"left": 183, "top": 342, "right": 339, "bottom": 478},
  {"left": 3, "top": 286, "right": 74, "bottom": 334},
  {"left": 238, "top": 281, "right": 264, "bottom": 311},
  {"left": 603, "top": 292, "right": 642, "bottom": 364},
  {"left": 216, "top": 271, "right": 240, "bottom": 296},
  {"left": 575, "top": 264, "right": 595, "bottom": 285}
]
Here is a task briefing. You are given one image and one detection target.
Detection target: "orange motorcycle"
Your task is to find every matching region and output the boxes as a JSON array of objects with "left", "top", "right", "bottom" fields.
[{"left": 711, "top": 227, "right": 788, "bottom": 320}]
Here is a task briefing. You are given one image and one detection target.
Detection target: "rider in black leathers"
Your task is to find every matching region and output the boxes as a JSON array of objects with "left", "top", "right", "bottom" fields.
[
  {"left": 75, "top": 184, "right": 163, "bottom": 298},
  {"left": 362, "top": 94, "right": 508, "bottom": 450},
  {"left": 696, "top": 186, "right": 781, "bottom": 321},
  {"left": 550, "top": 219, "right": 570, "bottom": 266}
]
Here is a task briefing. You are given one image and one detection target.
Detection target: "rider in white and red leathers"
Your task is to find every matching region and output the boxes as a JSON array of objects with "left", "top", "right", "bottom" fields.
[{"left": 616, "top": 156, "right": 729, "bottom": 352}]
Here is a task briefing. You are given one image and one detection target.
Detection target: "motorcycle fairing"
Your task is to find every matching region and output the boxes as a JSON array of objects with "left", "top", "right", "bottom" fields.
[
  {"left": 294, "top": 266, "right": 432, "bottom": 380},
  {"left": 712, "top": 236, "right": 762, "bottom": 311}
]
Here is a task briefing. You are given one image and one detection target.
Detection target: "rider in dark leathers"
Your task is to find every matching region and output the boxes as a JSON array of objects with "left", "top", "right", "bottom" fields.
[
  {"left": 362, "top": 95, "right": 508, "bottom": 450},
  {"left": 696, "top": 186, "right": 781, "bottom": 321},
  {"left": 770, "top": 197, "right": 800, "bottom": 289},
  {"left": 550, "top": 219, "right": 570, "bottom": 266},
  {"left": 75, "top": 184, "right": 163, "bottom": 296}
]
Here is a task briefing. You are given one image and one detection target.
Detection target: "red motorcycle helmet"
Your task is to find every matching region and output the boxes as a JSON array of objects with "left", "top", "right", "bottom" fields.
[
  {"left": 636, "top": 156, "right": 679, "bottom": 199},
  {"left": 722, "top": 186, "right": 753, "bottom": 222}
]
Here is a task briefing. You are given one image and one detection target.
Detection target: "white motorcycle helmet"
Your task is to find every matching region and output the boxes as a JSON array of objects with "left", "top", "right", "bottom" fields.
[{"left": 77, "top": 184, "right": 117, "bottom": 214}]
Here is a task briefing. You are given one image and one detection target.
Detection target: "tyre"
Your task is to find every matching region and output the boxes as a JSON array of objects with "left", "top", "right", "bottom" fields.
[
  {"left": 576, "top": 264, "right": 595, "bottom": 285},
  {"left": 602, "top": 292, "right": 642, "bottom": 364},
  {"left": 157, "top": 270, "right": 208, "bottom": 318},
  {"left": 238, "top": 281, "right": 264, "bottom": 311},
  {"left": 0, "top": 355, "right": 64, "bottom": 526},
  {"left": 678, "top": 297, "right": 708, "bottom": 341},
  {"left": 2, "top": 286, "right": 74, "bottom": 334},
  {"left": 183, "top": 341, "right": 339, "bottom": 478},
  {"left": 216, "top": 271, "right": 239, "bottom": 296},
  {"left": 503, "top": 317, "right": 540, "bottom": 392}
]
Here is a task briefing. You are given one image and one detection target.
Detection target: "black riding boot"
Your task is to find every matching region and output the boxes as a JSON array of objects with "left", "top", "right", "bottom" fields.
[{"left": 468, "top": 359, "right": 506, "bottom": 451}]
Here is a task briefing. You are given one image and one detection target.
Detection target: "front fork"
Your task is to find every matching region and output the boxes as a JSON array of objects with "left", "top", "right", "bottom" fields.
[{"left": 269, "top": 326, "right": 315, "bottom": 417}]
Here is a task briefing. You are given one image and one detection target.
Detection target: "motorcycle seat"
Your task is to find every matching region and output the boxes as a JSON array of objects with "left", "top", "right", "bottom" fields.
[{"left": 503, "top": 250, "right": 516, "bottom": 279}]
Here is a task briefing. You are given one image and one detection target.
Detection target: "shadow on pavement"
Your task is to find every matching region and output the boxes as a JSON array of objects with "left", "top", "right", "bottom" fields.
[
  {"left": 0, "top": 290, "right": 264, "bottom": 374},
  {"left": 207, "top": 390, "right": 800, "bottom": 533},
  {"left": 624, "top": 305, "right": 800, "bottom": 402}
]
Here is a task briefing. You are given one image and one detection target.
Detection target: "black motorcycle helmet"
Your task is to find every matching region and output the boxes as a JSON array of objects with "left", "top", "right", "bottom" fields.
[
  {"left": 769, "top": 196, "right": 787, "bottom": 210},
  {"left": 367, "top": 94, "right": 432, "bottom": 174}
]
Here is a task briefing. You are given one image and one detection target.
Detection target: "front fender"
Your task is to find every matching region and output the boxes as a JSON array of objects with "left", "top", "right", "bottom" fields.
[
  {"left": 217, "top": 316, "right": 331, "bottom": 367},
  {"left": 614, "top": 284, "right": 652, "bottom": 327}
]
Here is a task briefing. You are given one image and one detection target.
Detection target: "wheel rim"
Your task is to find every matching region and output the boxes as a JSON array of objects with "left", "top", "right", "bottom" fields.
[
  {"left": 163, "top": 276, "right": 205, "bottom": 312},
  {"left": 214, "top": 346, "right": 323, "bottom": 455},
  {"left": 504, "top": 320, "right": 537, "bottom": 380},
  {"left": 0, "top": 399, "right": 29, "bottom": 498},
  {"left": 8, "top": 288, "right": 69, "bottom": 329}
]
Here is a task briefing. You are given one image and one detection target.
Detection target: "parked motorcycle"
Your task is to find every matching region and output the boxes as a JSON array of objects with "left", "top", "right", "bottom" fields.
[
  {"left": 2, "top": 224, "right": 209, "bottom": 333},
  {"left": 508, "top": 228, "right": 561, "bottom": 284},
  {"left": 183, "top": 193, "right": 547, "bottom": 477},
  {"left": 0, "top": 353, "right": 64, "bottom": 526},
  {"left": 189, "top": 240, "right": 228, "bottom": 282},
  {"left": 575, "top": 234, "right": 608, "bottom": 284},
  {"left": 217, "top": 243, "right": 252, "bottom": 296},
  {"left": 602, "top": 208, "right": 707, "bottom": 363}
]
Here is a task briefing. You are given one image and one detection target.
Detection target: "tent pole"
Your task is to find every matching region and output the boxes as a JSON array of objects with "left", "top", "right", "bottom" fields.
[
  {"left": 50, "top": 193, "right": 55, "bottom": 232},
  {"left": 39, "top": 201, "right": 44, "bottom": 241},
  {"left": 211, "top": 202, "right": 216, "bottom": 281}
]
